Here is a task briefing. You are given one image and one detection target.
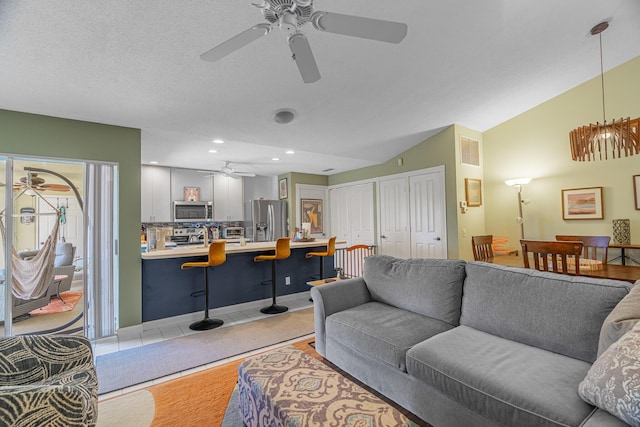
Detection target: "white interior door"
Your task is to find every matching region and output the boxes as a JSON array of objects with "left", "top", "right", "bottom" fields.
[
  {"left": 410, "top": 170, "right": 446, "bottom": 258},
  {"left": 378, "top": 177, "right": 410, "bottom": 258},
  {"left": 349, "top": 183, "right": 375, "bottom": 245}
]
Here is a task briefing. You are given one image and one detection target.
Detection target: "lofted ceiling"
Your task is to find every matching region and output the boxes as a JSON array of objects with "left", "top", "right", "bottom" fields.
[{"left": 1, "top": 0, "right": 640, "bottom": 177}]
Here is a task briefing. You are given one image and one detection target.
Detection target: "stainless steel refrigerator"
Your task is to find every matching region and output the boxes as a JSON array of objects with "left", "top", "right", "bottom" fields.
[{"left": 245, "top": 200, "right": 288, "bottom": 242}]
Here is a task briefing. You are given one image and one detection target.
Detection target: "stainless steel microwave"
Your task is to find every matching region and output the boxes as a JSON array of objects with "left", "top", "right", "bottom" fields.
[{"left": 173, "top": 201, "right": 213, "bottom": 222}]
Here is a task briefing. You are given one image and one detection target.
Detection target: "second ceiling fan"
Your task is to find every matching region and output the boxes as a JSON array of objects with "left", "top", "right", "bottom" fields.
[{"left": 200, "top": 0, "right": 408, "bottom": 83}]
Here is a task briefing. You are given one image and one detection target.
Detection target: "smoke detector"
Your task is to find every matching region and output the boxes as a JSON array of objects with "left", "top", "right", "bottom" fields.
[{"left": 274, "top": 109, "right": 296, "bottom": 124}]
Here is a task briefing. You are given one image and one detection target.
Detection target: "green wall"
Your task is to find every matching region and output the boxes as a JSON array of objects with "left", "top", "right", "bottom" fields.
[
  {"left": 328, "top": 125, "right": 462, "bottom": 258},
  {"left": 0, "top": 109, "right": 142, "bottom": 328},
  {"left": 483, "top": 55, "right": 640, "bottom": 247}
]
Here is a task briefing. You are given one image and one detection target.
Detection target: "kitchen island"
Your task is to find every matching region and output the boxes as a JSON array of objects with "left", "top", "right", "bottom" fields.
[{"left": 141, "top": 239, "right": 337, "bottom": 322}]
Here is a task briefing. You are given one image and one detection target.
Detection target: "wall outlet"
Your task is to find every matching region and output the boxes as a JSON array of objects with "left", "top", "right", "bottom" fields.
[{"left": 285, "top": 276, "right": 291, "bottom": 285}]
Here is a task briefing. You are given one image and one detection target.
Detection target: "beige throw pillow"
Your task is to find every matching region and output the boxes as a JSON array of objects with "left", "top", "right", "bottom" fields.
[
  {"left": 598, "top": 283, "right": 640, "bottom": 357},
  {"left": 579, "top": 321, "right": 640, "bottom": 426}
]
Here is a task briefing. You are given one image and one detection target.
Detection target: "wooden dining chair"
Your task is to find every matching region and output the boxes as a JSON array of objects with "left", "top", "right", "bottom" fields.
[
  {"left": 555, "top": 235, "right": 610, "bottom": 265},
  {"left": 472, "top": 235, "right": 494, "bottom": 261},
  {"left": 520, "top": 240, "right": 584, "bottom": 275}
]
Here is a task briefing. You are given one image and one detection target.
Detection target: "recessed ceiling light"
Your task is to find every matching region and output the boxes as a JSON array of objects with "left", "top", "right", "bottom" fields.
[
  {"left": 209, "top": 149, "right": 218, "bottom": 153},
  {"left": 272, "top": 157, "right": 280, "bottom": 161},
  {"left": 212, "top": 139, "right": 224, "bottom": 144},
  {"left": 285, "top": 150, "right": 295, "bottom": 154},
  {"left": 149, "top": 161, "right": 159, "bottom": 164}
]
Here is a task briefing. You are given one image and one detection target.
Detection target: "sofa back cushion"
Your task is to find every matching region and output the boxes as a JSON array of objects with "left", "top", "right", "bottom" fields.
[
  {"left": 363, "top": 255, "right": 466, "bottom": 325},
  {"left": 460, "top": 262, "right": 631, "bottom": 363}
]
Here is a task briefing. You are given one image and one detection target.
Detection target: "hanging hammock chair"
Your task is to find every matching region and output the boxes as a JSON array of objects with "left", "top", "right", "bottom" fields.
[{"left": 0, "top": 210, "right": 61, "bottom": 300}]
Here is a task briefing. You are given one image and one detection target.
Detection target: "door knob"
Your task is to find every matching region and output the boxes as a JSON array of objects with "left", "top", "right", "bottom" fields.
[
  {"left": 433, "top": 237, "right": 441, "bottom": 241},
  {"left": 381, "top": 235, "right": 387, "bottom": 239}
]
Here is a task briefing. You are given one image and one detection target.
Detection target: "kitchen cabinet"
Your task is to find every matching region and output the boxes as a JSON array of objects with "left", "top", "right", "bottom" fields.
[
  {"left": 214, "top": 175, "right": 243, "bottom": 220},
  {"left": 171, "top": 168, "right": 213, "bottom": 202},
  {"left": 141, "top": 165, "right": 171, "bottom": 222}
]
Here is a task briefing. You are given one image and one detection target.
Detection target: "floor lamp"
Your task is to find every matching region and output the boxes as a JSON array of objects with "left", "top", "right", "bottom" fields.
[{"left": 505, "top": 178, "right": 531, "bottom": 240}]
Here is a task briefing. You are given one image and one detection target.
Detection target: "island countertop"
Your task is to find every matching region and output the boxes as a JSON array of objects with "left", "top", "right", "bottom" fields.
[{"left": 141, "top": 239, "right": 340, "bottom": 260}]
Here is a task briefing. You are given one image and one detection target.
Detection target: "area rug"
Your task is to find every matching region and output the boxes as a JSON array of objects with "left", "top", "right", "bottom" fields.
[
  {"left": 96, "top": 307, "right": 314, "bottom": 394},
  {"left": 97, "top": 338, "right": 429, "bottom": 427},
  {"left": 97, "top": 338, "right": 313, "bottom": 427},
  {"left": 29, "top": 291, "right": 82, "bottom": 316}
]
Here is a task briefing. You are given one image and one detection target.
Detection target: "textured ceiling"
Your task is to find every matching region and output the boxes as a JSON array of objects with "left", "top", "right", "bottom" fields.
[{"left": 1, "top": 0, "right": 640, "bottom": 176}]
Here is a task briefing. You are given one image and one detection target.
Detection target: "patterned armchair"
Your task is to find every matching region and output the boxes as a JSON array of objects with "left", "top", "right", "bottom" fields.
[{"left": 0, "top": 335, "right": 98, "bottom": 427}]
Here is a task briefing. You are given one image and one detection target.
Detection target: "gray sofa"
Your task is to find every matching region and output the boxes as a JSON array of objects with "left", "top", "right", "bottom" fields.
[{"left": 311, "top": 255, "right": 634, "bottom": 427}]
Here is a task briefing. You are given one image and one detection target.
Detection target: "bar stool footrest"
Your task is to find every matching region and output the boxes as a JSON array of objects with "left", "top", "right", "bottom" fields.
[{"left": 260, "top": 304, "right": 288, "bottom": 315}]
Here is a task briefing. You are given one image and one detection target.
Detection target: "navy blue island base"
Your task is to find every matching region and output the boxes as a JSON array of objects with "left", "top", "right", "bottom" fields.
[{"left": 142, "top": 244, "right": 335, "bottom": 322}]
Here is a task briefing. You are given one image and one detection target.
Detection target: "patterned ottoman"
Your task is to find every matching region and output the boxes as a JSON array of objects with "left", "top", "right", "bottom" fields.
[{"left": 237, "top": 345, "right": 419, "bottom": 426}]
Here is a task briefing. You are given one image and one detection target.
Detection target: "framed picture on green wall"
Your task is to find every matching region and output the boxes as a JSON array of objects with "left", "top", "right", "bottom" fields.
[
  {"left": 279, "top": 178, "right": 288, "bottom": 200},
  {"left": 465, "top": 178, "right": 482, "bottom": 207}
]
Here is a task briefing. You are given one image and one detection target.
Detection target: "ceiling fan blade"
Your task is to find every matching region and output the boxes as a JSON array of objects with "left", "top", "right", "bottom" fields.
[
  {"left": 233, "top": 172, "right": 256, "bottom": 177},
  {"left": 288, "top": 32, "right": 321, "bottom": 84},
  {"left": 200, "top": 23, "right": 272, "bottom": 62},
  {"left": 311, "top": 11, "right": 407, "bottom": 44},
  {"left": 41, "top": 184, "right": 72, "bottom": 192}
]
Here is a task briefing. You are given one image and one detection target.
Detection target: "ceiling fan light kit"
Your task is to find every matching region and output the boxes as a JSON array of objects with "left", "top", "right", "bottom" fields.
[
  {"left": 200, "top": 0, "right": 408, "bottom": 83},
  {"left": 569, "top": 21, "right": 640, "bottom": 161}
]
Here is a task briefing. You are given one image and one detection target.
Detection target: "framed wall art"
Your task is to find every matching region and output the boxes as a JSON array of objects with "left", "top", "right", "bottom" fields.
[
  {"left": 634, "top": 175, "right": 640, "bottom": 210},
  {"left": 465, "top": 178, "right": 482, "bottom": 207},
  {"left": 279, "top": 178, "right": 288, "bottom": 200},
  {"left": 184, "top": 186, "right": 200, "bottom": 202},
  {"left": 561, "top": 187, "right": 604, "bottom": 220},
  {"left": 301, "top": 198, "right": 323, "bottom": 234}
]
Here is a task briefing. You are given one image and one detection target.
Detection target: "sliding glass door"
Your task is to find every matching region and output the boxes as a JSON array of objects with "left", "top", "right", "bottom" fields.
[{"left": 0, "top": 156, "right": 118, "bottom": 339}]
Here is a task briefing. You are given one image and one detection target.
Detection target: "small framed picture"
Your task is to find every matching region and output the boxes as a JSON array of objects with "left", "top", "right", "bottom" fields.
[
  {"left": 465, "top": 178, "right": 482, "bottom": 207},
  {"left": 561, "top": 187, "right": 604, "bottom": 220},
  {"left": 634, "top": 175, "right": 640, "bottom": 210},
  {"left": 301, "top": 198, "right": 323, "bottom": 234},
  {"left": 184, "top": 186, "right": 200, "bottom": 202},
  {"left": 279, "top": 178, "right": 288, "bottom": 200}
]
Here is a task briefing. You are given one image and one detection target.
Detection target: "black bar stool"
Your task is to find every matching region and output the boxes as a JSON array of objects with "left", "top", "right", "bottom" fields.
[
  {"left": 181, "top": 240, "right": 226, "bottom": 331},
  {"left": 254, "top": 237, "right": 291, "bottom": 314},
  {"left": 305, "top": 236, "right": 337, "bottom": 280}
]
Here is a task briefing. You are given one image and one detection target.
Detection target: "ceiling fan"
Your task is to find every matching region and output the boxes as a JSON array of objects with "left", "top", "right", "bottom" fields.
[
  {"left": 207, "top": 161, "right": 256, "bottom": 179},
  {"left": 200, "top": 0, "right": 408, "bottom": 83},
  {"left": 1, "top": 173, "right": 72, "bottom": 193}
]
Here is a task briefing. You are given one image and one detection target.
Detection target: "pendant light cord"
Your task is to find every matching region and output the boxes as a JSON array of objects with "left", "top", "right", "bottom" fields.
[{"left": 598, "top": 32, "right": 606, "bottom": 124}]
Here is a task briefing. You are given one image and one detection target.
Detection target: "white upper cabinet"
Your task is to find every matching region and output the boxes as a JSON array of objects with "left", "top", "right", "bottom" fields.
[
  {"left": 141, "top": 165, "right": 171, "bottom": 222},
  {"left": 171, "top": 168, "right": 213, "bottom": 202},
  {"left": 214, "top": 175, "right": 243, "bottom": 221}
]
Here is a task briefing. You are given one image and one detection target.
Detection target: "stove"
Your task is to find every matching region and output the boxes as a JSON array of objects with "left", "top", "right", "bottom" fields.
[{"left": 172, "top": 227, "right": 207, "bottom": 246}]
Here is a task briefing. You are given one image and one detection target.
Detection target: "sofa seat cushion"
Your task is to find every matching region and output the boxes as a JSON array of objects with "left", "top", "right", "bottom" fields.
[
  {"left": 326, "top": 301, "right": 454, "bottom": 372},
  {"left": 407, "top": 326, "right": 596, "bottom": 427}
]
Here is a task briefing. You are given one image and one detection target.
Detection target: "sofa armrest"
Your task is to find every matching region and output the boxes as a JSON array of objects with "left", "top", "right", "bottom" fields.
[
  {"left": 0, "top": 335, "right": 94, "bottom": 386},
  {"left": 311, "top": 277, "right": 372, "bottom": 356}
]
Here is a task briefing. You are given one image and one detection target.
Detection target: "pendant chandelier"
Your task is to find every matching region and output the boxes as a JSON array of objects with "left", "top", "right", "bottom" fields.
[{"left": 569, "top": 22, "right": 640, "bottom": 161}]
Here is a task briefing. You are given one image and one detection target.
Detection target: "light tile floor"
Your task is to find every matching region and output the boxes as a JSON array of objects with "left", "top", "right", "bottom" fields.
[{"left": 94, "top": 294, "right": 314, "bottom": 400}]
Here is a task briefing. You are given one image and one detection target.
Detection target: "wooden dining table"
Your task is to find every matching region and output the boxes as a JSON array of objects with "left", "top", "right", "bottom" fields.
[{"left": 487, "top": 255, "right": 640, "bottom": 283}]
